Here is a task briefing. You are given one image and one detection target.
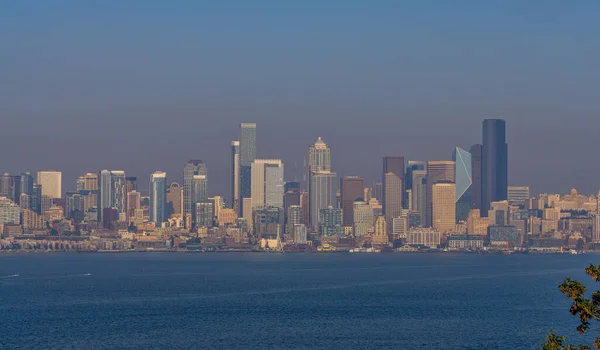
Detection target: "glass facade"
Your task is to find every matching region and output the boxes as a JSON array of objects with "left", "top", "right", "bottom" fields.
[
  {"left": 482, "top": 119, "right": 508, "bottom": 213},
  {"left": 183, "top": 160, "right": 207, "bottom": 216},
  {"left": 452, "top": 147, "right": 473, "bottom": 221},
  {"left": 150, "top": 172, "right": 167, "bottom": 224}
]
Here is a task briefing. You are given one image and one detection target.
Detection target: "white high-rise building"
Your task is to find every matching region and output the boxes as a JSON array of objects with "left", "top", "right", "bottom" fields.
[
  {"left": 251, "top": 159, "right": 284, "bottom": 209},
  {"left": 37, "top": 171, "right": 62, "bottom": 199},
  {"left": 353, "top": 199, "right": 374, "bottom": 236}
]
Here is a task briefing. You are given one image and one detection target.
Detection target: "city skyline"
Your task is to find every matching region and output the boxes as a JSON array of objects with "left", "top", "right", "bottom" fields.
[{"left": 3, "top": 118, "right": 600, "bottom": 202}]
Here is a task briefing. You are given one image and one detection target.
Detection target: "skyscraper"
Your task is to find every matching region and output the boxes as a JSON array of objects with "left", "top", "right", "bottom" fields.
[
  {"left": 469, "top": 144, "right": 483, "bottom": 210},
  {"left": 432, "top": 181, "right": 457, "bottom": 233},
  {"left": 12, "top": 173, "right": 33, "bottom": 205},
  {"left": 166, "top": 182, "right": 183, "bottom": 217},
  {"left": 482, "top": 119, "right": 508, "bottom": 214},
  {"left": 309, "top": 172, "right": 337, "bottom": 230},
  {"left": 405, "top": 161, "right": 426, "bottom": 206},
  {"left": 340, "top": 176, "right": 364, "bottom": 227},
  {"left": 183, "top": 160, "right": 207, "bottom": 216},
  {"left": 382, "top": 156, "right": 404, "bottom": 214},
  {"left": 98, "top": 170, "right": 126, "bottom": 222},
  {"left": 37, "top": 171, "right": 62, "bottom": 199},
  {"left": 239, "top": 123, "right": 257, "bottom": 216},
  {"left": 192, "top": 175, "right": 208, "bottom": 205},
  {"left": 411, "top": 169, "right": 427, "bottom": 224},
  {"left": 452, "top": 147, "right": 473, "bottom": 222},
  {"left": 230, "top": 140, "right": 240, "bottom": 211},
  {"left": 383, "top": 172, "right": 403, "bottom": 232},
  {"left": 308, "top": 137, "right": 331, "bottom": 173},
  {"left": 426, "top": 161, "right": 455, "bottom": 227},
  {"left": 251, "top": 159, "right": 284, "bottom": 209},
  {"left": 82, "top": 173, "right": 99, "bottom": 191},
  {"left": 150, "top": 172, "right": 167, "bottom": 225}
]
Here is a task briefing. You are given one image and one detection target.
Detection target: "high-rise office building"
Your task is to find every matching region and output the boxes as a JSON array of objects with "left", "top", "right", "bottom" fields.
[
  {"left": 149, "top": 172, "right": 167, "bottom": 225},
  {"left": 309, "top": 172, "right": 338, "bottom": 230},
  {"left": 372, "top": 182, "right": 383, "bottom": 202},
  {"left": 251, "top": 159, "right": 284, "bottom": 209},
  {"left": 126, "top": 177, "right": 137, "bottom": 193},
  {"left": 405, "top": 161, "right": 426, "bottom": 206},
  {"left": 340, "top": 176, "right": 364, "bottom": 227},
  {"left": 426, "top": 161, "right": 455, "bottom": 227},
  {"left": 353, "top": 199, "right": 374, "bottom": 236},
  {"left": 383, "top": 172, "right": 403, "bottom": 232},
  {"left": 12, "top": 173, "right": 33, "bottom": 205},
  {"left": 507, "top": 186, "right": 529, "bottom": 207},
  {"left": 183, "top": 160, "right": 207, "bottom": 216},
  {"left": 230, "top": 140, "right": 240, "bottom": 210},
  {"left": 83, "top": 173, "right": 99, "bottom": 191},
  {"left": 98, "top": 170, "right": 126, "bottom": 222},
  {"left": 318, "top": 206, "right": 343, "bottom": 236},
  {"left": 470, "top": 144, "right": 483, "bottom": 210},
  {"left": 239, "top": 123, "right": 257, "bottom": 216},
  {"left": 382, "top": 156, "right": 404, "bottom": 213},
  {"left": 127, "top": 190, "right": 141, "bottom": 221},
  {"left": 453, "top": 147, "right": 473, "bottom": 222},
  {"left": 287, "top": 205, "right": 303, "bottom": 234},
  {"left": 194, "top": 202, "right": 214, "bottom": 228},
  {"left": 411, "top": 170, "right": 427, "bottom": 224},
  {"left": 482, "top": 119, "right": 508, "bottom": 214},
  {"left": 192, "top": 175, "right": 208, "bottom": 205},
  {"left": 308, "top": 137, "right": 331, "bottom": 173},
  {"left": 37, "top": 171, "right": 62, "bottom": 199},
  {"left": 166, "top": 182, "right": 183, "bottom": 217},
  {"left": 0, "top": 173, "right": 12, "bottom": 199},
  {"left": 432, "top": 181, "right": 457, "bottom": 233}
]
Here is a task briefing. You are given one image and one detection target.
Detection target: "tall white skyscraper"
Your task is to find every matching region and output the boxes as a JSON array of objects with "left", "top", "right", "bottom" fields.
[
  {"left": 251, "top": 159, "right": 284, "bottom": 209},
  {"left": 37, "top": 171, "right": 62, "bottom": 199}
]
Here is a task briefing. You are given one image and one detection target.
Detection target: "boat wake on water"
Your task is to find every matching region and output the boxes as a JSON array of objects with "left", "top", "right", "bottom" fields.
[{"left": 0, "top": 274, "right": 19, "bottom": 279}]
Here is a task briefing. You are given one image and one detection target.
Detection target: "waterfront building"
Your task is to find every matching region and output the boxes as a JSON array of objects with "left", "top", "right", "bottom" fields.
[
  {"left": 372, "top": 215, "right": 388, "bottom": 244},
  {"left": 406, "top": 228, "right": 440, "bottom": 248}
]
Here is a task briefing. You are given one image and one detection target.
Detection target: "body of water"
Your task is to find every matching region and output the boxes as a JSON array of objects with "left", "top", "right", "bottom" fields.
[{"left": 0, "top": 252, "right": 597, "bottom": 349}]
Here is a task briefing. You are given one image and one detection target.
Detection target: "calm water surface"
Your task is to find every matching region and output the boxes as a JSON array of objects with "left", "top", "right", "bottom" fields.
[{"left": 0, "top": 253, "right": 597, "bottom": 349}]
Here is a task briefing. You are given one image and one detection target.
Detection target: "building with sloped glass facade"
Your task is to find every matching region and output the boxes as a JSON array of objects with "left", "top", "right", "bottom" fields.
[{"left": 452, "top": 147, "right": 472, "bottom": 222}]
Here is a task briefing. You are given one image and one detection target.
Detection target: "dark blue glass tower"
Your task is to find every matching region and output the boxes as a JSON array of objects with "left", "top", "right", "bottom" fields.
[{"left": 482, "top": 119, "right": 508, "bottom": 215}]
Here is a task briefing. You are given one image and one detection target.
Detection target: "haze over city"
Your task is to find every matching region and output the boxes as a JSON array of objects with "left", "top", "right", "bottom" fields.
[{"left": 2, "top": 1, "right": 600, "bottom": 196}]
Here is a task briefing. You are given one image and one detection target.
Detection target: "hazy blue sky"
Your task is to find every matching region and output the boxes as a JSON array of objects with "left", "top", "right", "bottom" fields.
[{"left": 2, "top": 1, "right": 599, "bottom": 197}]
